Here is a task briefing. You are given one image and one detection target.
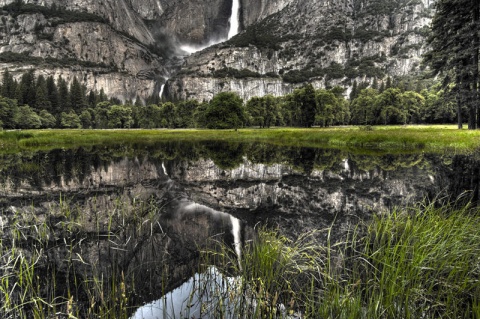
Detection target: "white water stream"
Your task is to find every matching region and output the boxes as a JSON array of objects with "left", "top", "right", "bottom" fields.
[
  {"left": 180, "top": 0, "right": 240, "bottom": 54},
  {"left": 228, "top": 0, "right": 240, "bottom": 39},
  {"left": 159, "top": 84, "right": 165, "bottom": 99}
]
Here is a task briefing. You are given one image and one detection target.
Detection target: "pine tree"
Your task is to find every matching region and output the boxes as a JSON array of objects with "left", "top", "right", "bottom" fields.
[
  {"left": 1, "top": 69, "right": 16, "bottom": 99},
  {"left": 57, "top": 76, "right": 70, "bottom": 112},
  {"left": 46, "top": 75, "right": 59, "bottom": 115},
  {"left": 19, "top": 70, "right": 36, "bottom": 107},
  {"left": 299, "top": 84, "right": 316, "bottom": 128},
  {"left": 425, "top": 0, "right": 480, "bottom": 129},
  {"left": 35, "top": 75, "right": 52, "bottom": 112},
  {"left": 87, "top": 90, "right": 96, "bottom": 108},
  {"left": 70, "top": 76, "right": 87, "bottom": 113}
]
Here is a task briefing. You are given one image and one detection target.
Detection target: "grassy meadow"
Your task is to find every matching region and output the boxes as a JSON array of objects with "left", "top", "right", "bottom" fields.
[{"left": 0, "top": 125, "right": 479, "bottom": 154}]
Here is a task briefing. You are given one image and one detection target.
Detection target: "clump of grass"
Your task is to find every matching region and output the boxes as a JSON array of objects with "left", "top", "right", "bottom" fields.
[
  {"left": 203, "top": 228, "right": 324, "bottom": 318},
  {"left": 207, "top": 203, "right": 480, "bottom": 318},
  {"left": 355, "top": 203, "right": 480, "bottom": 318},
  {"left": 0, "top": 195, "right": 162, "bottom": 319}
]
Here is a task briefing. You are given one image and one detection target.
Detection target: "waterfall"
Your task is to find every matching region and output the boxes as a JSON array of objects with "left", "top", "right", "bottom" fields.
[
  {"left": 228, "top": 0, "right": 240, "bottom": 39},
  {"left": 159, "top": 77, "right": 169, "bottom": 99},
  {"left": 230, "top": 215, "right": 242, "bottom": 270},
  {"left": 180, "top": 0, "right": 240, "bottom": 55},
  {"left": 159, "top": 84, "right": 165, "bottom": 99}
]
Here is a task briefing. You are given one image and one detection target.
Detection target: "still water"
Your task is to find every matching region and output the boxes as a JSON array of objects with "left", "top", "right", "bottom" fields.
[{"left": 0, "top": 141, "right": 478, "bottom": 318}]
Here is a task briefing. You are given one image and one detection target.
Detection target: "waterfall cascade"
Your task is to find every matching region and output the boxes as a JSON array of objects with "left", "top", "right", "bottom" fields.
[
  {"left": 228, "top": 0, "right": 240, "bottom": 39},
  {"left": 180, "top": 0, "right": 240, "bottom": 54},
  {"left": 159, "top": 84, "right": 165, "bottom": 98}
]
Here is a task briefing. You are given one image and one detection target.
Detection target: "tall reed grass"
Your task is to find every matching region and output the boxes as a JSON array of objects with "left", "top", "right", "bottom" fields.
[
  {"left": 0, "top": 195, "right": 159, "bottom": 319},
  {"left": 2, "top": 194, "right": 480, "bottom": 318},
  {"left": 206, "top": 202, "right": 480, "bottom": 318}
]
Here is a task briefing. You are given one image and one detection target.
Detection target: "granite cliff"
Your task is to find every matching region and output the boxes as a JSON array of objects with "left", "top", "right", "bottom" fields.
[{"left": 0, "top": 0, "right": 434, "bottom": 102}]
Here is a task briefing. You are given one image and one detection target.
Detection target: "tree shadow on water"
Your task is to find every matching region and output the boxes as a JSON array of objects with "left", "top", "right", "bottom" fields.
[{"left": 202, "top": 141, "right": 246, "bottom": 170}]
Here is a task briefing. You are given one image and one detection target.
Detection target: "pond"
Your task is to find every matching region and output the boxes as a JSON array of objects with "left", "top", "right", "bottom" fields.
[{"left": 0, "top": 141, "right": 478, "bottom": 318}]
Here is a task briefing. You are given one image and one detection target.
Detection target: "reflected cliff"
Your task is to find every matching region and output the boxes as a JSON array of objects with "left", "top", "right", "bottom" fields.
[{"left": 1, "top": 142, "right": 479, "bottom": 316}]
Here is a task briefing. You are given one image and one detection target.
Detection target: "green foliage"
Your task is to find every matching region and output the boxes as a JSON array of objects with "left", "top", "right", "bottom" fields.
[
  {"left": 136, "top": 104, "right": 162, "bottom": 129},
  {"left": 350, "top": 88, "right": 380, "bottom": 125},
  {"left": 0, "top": 95, "right": 18, "bottom": 129},
  {"left": 60, "top": 111, "right": 81, "bottom": 128},
  {"left": 107, "top": 105, "right": 133, "bottom": 129},
  {"left": 298, "top": 84, "right": 317, "bottom": 127},
  {"left": 69, "top": 76, "right": 87, "bottom": 112},
  {"left": 176, "top": 99, "right": 198, "bottom": 128},
  {"left": 17, "top": 105, "right": 41, "bottom": 129},
  {"left": 159, "top": 102, "right": 176, "bottom": 128},
  {"left": 208, "top": 203, "right": 480, "bottom": 318},
  {"left": 79, "top": 109, "right": 92, "bottom": 128},
  {"left": 315, "top": 87, "right": 349, "bottom": 127},
  {"left": 227, "top": 15, "right": 282, "bottom": 50},
  {"left": 425, "top": 0, "right": 480, "bottom": 129},
  {"left": 38, "top": 109, "right": 56, "bottom": 128},
  {"left": 204, "top": 92, "right": 246, "bottom": 129},
  {"left": 245, "top": 95, "right": 279, "bottom": 128}
]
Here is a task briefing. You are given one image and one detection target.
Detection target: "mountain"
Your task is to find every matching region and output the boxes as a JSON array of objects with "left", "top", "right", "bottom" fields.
[{"left": 0, "top": 0, "right": 434, "bottom": 102}]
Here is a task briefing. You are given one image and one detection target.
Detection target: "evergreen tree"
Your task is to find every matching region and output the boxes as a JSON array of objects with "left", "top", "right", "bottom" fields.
[
  {"left": 87, "top": 90, "right": 96, "bottom": 108},
  {"left": 70, "top": 76, "right": 87, "bottom": 113},
  {"left": 46, "top": 75, "right": 59, "bottom": 116},
  {"left": 35, "top": 75, "right": 52, "bottom": 112},
  {"left": 299, "top": 84, "right": 316, "bottom": 128},
  {"left": 19, "top": 69, "right": 36, "bottom": 107},
  {"left": 425, "top": 0, "right": 480, "bottom": 129},
  {"left": 96, "top": 88, "right": 108, "bottom": 104},
  {"left": 1, "top": 69, "right": 16, "bottom": 99},
  {"left": 134, "top": 95, "right": 143, "bottom": 107},
  {"left": 57, "top": 76, "right": 70, "bottom": 112},
  {"left": 176, "top": 99, "right": 198, "bottom": 128},
  {"left": 385, "top": 76, "right": 392, "bottom": 90},
  {"left": 0, "top": 96, "right": 18, "bottom": 129}
]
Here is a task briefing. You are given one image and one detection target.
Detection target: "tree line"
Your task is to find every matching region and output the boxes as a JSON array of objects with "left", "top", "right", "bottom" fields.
[
  {"left": 0, "top": 69, "right": 458, "bottom": 130},
  {"left": 426, "top": 0, "right": 480, "bottom": 129}
]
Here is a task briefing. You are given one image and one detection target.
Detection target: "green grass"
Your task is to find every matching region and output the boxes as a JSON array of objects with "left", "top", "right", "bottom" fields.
[
  {"left": 0, "top": 195, "right": 158, "bottom": 319},
  {"left": 2, "top": 193, "right": 480, "bottom": 318},
  {"left": 0, "top": 125, "right": 479, "bottom": 155},
  {"left": 206, "top": 202, "right": 480, "bottom": 318}
]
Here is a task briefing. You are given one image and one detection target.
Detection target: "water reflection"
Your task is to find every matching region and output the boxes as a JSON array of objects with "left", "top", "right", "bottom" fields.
[
  {"left": 1, "top": 142, "right": 479, "bottom": 317},
  {"left": 131, "top": 266, "right": 240, "bottom": 319}
]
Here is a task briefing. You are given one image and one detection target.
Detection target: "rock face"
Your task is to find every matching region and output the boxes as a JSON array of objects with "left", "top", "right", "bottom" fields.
[
  {"left": 168, "top": 0, "right": 435, "bottom": 101},
  {"left": 0, "top": 0, "right": 434, "bottom": 101}
]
